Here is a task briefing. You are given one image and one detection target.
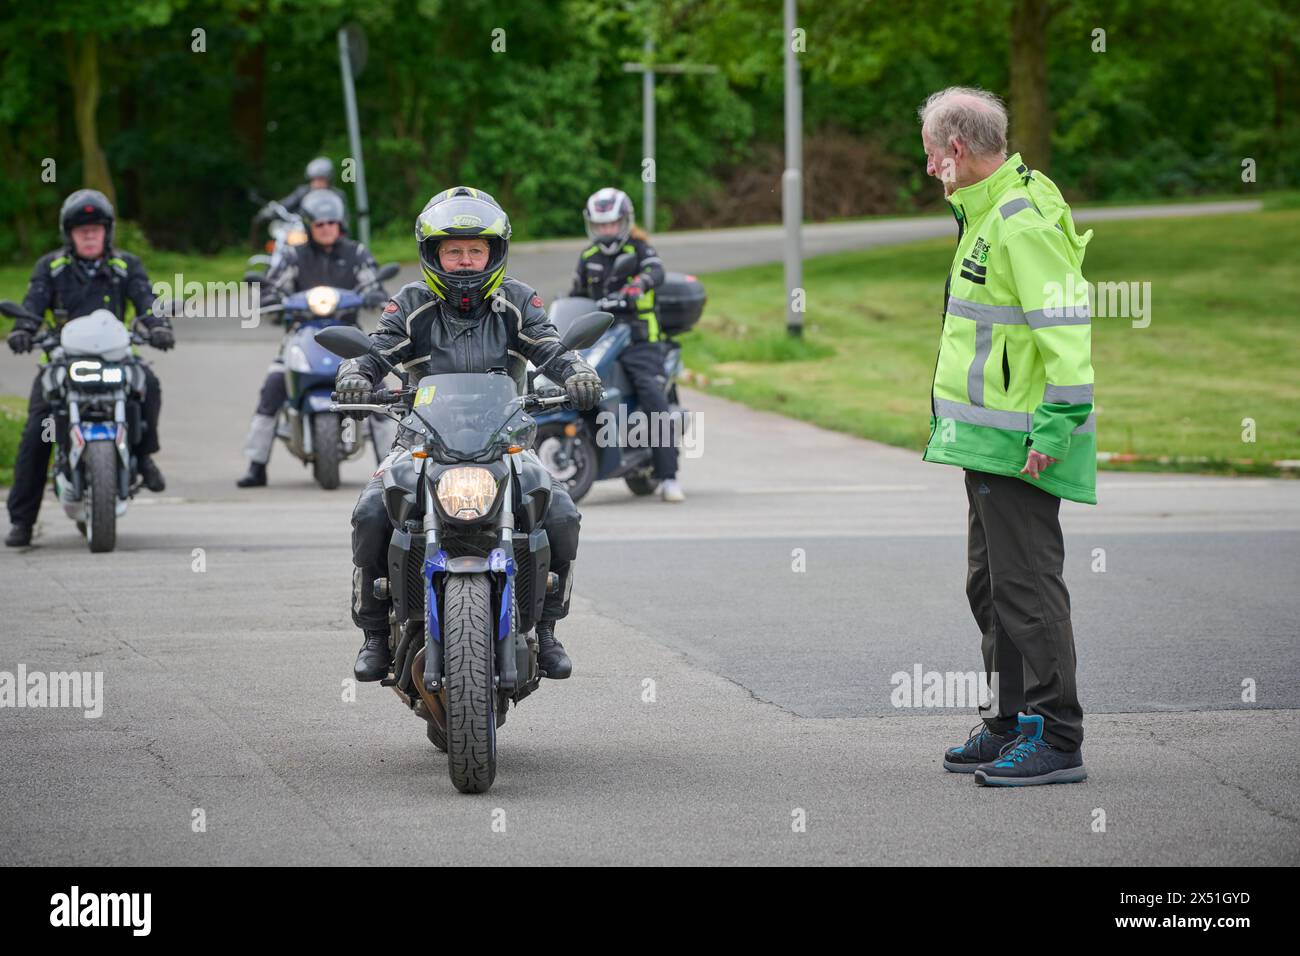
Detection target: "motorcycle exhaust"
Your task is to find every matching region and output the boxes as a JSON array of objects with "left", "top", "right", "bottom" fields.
[{"left": 412, "top": 648, "right": 449, "bottom": 736}]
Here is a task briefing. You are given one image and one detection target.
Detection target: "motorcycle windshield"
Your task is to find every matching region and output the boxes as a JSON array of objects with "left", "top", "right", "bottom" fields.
[{"left": 410, "top": 373, "right": 521, "bottom": 459}]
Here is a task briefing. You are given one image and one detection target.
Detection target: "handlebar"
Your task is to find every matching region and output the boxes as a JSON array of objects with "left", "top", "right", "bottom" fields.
[
  {"left": 329, "top": 385, "right": 412, "bottom": 412},
  {"left": 26, "top": 327, "right": 151, "bottom": 356},
  {"left": 328, "top": 383, "right": 600, "bottom": 416},
  {"left": 522, "top": 385, "right": 574, "bottom": 412},
  {"left": 259, "top": 279, "right": 392, "bottom": 316}
]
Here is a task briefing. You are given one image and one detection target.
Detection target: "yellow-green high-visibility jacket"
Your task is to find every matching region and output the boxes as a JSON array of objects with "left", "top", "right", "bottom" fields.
[{"left": 923, "top": 153, "right": 1097, "bottom": 504}]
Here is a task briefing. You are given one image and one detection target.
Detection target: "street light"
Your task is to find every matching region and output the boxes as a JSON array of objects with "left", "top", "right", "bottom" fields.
[
  {"left": 783, "top": 0, "right": 803, "bottom": 337},
  {"left": 622, "top": 35, "right": 718, "bottom": 234}
]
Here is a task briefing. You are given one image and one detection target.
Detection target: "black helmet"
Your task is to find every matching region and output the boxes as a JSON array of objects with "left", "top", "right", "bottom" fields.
[
  {"left": 415, "top": 186, "right": 511, "bottom": 313},
  {"left": 60, "top": 189, "right": 115, "bottom": 250},
  {"left": 305, "top": 157, "right": 334, "bottom": 182},
  {"left": 583, "top": 187, "right": 634, "bottom": 254},
  {"left": 300, "top": 189, "right": 346, "bottom": 227}
]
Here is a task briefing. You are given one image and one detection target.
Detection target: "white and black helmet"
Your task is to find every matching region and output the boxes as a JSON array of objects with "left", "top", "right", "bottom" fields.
[
  {"left": 583, "top": 187, "right": 634, "bottom": 254},
  {"left": 305, "top": 157, "right": 334, "bottom": 182}
]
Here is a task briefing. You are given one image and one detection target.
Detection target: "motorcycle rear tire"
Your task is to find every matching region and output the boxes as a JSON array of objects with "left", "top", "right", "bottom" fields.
[
  {"left": 624, "top": 471, "right": 660, "bottom": 497},
  {"left": 311, "top": 414, "right": 342, "bottom": 490},
  {"left": 425, "top": 717, "right": 449, "bottom": 752}
]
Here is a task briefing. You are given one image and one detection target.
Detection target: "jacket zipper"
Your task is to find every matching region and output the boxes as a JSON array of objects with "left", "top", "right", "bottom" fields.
[{"left": 925, "top": 202, "right": 965, "bottom": 450}]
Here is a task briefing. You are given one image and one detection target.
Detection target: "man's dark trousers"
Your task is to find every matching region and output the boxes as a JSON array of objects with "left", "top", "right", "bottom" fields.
[
  {"left": 964, "top": 469, "right": 1083, "bottom": 751},
  {"left": 618, "top": 340, "right": 677, "bottom": 480}
]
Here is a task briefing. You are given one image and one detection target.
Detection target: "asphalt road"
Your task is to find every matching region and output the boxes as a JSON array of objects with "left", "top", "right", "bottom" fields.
[{"left": 3, "top": 201, "right": 1297, "bottom": 866}]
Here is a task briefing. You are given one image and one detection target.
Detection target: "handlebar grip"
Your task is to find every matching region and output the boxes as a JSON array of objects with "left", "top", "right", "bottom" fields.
[{"left": 332, "top": 386, "right": 403, "bottom": 404}]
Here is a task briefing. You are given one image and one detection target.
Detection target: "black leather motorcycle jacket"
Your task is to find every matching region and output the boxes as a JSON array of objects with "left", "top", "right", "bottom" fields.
[{"left": 339, "top": 277, "right": 585, "bottom": 393}]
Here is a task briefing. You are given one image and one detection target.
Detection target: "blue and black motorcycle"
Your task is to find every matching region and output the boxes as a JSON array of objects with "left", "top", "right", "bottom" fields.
[
  {"left": 259, "top": 264, "right": 400, "bottom": 489},
  {"left": 534, "top": 255, "right": 704, "bottom": 502}
]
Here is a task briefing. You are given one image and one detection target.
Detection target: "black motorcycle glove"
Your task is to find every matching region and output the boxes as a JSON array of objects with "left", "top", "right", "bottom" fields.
[
  {"left": 563, "top": 361, "right": 602, "bottom": 411},
  {"left": 148, "top": 326, "right": 175, "bottom": 351},
  {"left": 7, "top": 329, "right": 34, "bottom": 354},
  {"left": 335, "top": 372, "right": 374, "bottom": 406}
]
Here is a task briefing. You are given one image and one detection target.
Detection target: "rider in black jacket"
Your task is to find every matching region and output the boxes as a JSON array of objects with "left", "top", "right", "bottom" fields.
[
  {"left": 5, "top": 190, "right": 174, "bottom": 547},
  {"left": 570, "top": 187, "right": 682, "bottom": 501},
  {"left": 236, "top": 190, "right": 388, "bottom": 486},
  {"left": 337, "top": 187, "right": 602, "bottom": 682},
  {"left": 256, "top": 157, "right": 349, "bottom": 223}
]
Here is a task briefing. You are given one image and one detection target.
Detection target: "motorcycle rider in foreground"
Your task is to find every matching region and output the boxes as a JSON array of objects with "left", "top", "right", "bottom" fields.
[
  {"left": 338, "top": 186, "right": 602, "bottom": 682},
  {"left": 5, "top": 189, "right": 174, "bottom": 548},
  {"left": 236, "top": 189, "right": 388, "bottom": 487}
]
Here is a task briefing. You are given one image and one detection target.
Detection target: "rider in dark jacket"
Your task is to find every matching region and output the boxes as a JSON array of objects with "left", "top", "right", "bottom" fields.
[
  {"left": 337, "top": 186, "right": 601, "bottom": 682},
  {"left": 236, "top": 190, "right": 388, "bottom": 486},
  {"left": 5, "top": 189, "right": 174, "bottom": 547},
  {"left": 569, "top": 187, "right": 682, "bottom": 501},
  {"left": 256, "top": 157, "right": 349, "bottom": 224}
]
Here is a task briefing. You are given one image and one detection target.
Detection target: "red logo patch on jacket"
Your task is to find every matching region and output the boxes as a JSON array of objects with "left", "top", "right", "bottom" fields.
[
  {"left": 530, "top": 294, "right": 544, "bottom": 308},
  {"left": 383, "top": 301, "right": 398, "bottom": 313}
]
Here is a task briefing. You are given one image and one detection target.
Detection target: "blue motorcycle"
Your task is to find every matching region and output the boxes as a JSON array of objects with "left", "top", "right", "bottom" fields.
[
  {"left": 534, "top": 257, "right": 704, "bottom": 502},
  {"left": 260, "top": 267, "right": 399, "bottom": 488}
]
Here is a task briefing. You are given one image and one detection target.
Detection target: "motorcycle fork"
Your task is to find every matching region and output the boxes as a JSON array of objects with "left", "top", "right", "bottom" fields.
[
  {"left": 492, "top": 471, "right": 517, "bottom": 695},
  {"left": 420, "top": 470, "right": 518, "bottom": 698},
  {"left": 421, "top": 484, "right": 445, "bottom": 692}
]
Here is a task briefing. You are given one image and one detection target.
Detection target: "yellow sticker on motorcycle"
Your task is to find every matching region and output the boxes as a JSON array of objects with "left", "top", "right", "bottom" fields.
[{"left": 414, "top": 386, "right": 436, "bottom": 407}]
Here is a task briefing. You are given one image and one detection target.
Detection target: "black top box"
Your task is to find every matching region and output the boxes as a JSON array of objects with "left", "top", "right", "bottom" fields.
[{"left": 655, "top": 272, "right": 706, "bottom": 335}]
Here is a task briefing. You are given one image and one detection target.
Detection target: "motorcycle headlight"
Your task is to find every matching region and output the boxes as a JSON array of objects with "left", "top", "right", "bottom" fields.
[
  {"left": 306, "top": 286, "right": 339, "bottom": 316},
  {"left": 436, "top": 467, "right": 499, "bottom": 521},
  {"left": 69, "top": 359, "right": 103, "bottom": 383},
  {"left": 287, "top": 228, "right": 308, "bottom": 246}
]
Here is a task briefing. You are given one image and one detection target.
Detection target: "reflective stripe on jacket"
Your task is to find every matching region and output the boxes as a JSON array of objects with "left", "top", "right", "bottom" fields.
[{"left": 923, "top": 152, "right": 1097, "bottom": 504}]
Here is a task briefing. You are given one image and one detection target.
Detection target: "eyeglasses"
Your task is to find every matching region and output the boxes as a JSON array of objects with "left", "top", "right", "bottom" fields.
[{"left": 311, "top": 220, "right": 341, "bottom": 228}]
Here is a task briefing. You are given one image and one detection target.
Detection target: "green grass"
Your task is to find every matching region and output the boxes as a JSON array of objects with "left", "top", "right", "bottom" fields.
[
  {"left": 0, "top": 394, "right": 25, "bottom": 486},
  {"left": 681, "top": 207, "right": 1300, "bottom": 472},
  {"left": 4, "top": 199, "right": 1297, "bottom": 475},
  {"left": 0, "top": 240, "right": 416, "bottom": 336}
]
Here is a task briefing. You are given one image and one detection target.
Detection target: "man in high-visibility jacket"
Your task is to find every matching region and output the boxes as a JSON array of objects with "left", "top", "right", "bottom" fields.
[{"left": 920, "top": 87, "right": 1094, "bottom": 787}]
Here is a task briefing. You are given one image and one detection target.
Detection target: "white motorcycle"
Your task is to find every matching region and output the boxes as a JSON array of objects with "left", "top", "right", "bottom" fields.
[
  {"left": 247, "top": 196, "right": 308, "bottom": 275},
  {"left": 2, "top": 302, "right": 161, "bottom": 553}
]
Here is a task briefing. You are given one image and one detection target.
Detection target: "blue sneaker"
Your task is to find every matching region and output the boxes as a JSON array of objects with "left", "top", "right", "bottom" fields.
[
  {"left": 943, "top": 723, "right": 1014, "bottom": 773},
  {"left": 974, "top": 714, "right": 1087, "bottom": 787}
]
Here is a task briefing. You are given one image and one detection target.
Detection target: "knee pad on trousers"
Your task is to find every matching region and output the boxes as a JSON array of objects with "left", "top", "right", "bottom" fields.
[
  {"left": 255, "top": 368, "right": 287, "bottom": 417},
  {"left": 351, "top": 481, "right": 391, "bottom": 570}
]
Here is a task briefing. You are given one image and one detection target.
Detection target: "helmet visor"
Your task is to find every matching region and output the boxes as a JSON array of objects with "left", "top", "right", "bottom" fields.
[{"left": 418, "top": 197, "right": 510, "bottom": 241}]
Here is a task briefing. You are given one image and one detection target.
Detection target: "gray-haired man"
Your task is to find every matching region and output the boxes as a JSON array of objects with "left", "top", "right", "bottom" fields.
[{"left": 919, "top": 87, "right": 1097, "bottom": 787}]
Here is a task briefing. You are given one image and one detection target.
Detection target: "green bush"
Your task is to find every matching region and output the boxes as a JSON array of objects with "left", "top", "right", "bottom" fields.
[{"left": 0, "top": 395, "right": 26, "bottom": 488}]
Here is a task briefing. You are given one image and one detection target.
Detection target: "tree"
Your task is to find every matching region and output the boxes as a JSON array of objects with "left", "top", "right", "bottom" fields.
[
  {"left": 63, "top": 33, "right": 116, "bottom": 205},
  {"left": 1008, "top": 0, "right": 1064, "bottom": 171}
]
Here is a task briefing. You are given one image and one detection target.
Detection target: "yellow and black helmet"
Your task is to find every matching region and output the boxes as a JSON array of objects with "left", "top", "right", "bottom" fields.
[{"left": 415, "top": 186, "right": 511, "bottom": 312}]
